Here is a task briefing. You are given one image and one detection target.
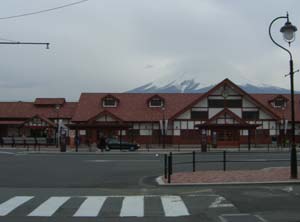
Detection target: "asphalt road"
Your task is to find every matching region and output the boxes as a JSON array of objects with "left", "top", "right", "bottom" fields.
[{"left": 0, "top": 149, "right": 300, "bottom": 222}]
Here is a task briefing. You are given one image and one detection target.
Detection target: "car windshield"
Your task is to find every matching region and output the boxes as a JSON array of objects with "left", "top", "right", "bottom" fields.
[{"left": 107, "top": 139, "right": 121, "bottom": 143}]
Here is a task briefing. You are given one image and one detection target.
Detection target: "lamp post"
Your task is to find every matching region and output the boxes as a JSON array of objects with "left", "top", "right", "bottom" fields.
[{"left": 269, "top": 12, "right": 298, "bottom": 179}]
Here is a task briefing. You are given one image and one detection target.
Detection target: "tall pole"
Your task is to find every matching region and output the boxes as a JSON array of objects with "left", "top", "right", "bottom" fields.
[
  {"left": 289, "top": 59, "right": 298, "bottom": 178},
  {"left": 269, "top": 14, "right": 298, "bottom": 179}
]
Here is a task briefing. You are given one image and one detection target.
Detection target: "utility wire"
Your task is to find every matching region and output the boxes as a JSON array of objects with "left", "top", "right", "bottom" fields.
[
  {"left": 0, "top": 36, "right": 17, "bottom": 42},
  {"left": 0, "top": 0, "right": 89, "bottom": 20}
]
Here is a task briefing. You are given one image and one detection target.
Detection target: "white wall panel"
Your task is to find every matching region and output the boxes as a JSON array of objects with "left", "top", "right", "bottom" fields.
[
  {"left": 188, "top": 121, "right": 194, "bottom": 129},
  {"left": 173, "top": 121, "right": 180, "bottom": 129},
  {"left": 181, "top": 121, "right": 187, "bottom": 129},
  {"left": 194, "top": 98, "right": 208, "bottom": 107},
  {"left": 230, "top": 108, "right": 242, "bottom": 117},
  {"left": 177, "top": 110, "right": 190, "bottom": 119},
  {"left": 243, "top": 98, "right": 256, "bottom": 107},
  {"left": 209, "top": 108, "right": 222, "bottom": 118},
  {"left": 259, "top": 110, "right": 272, "bottom": 119},
  {"left": 173, "top": 130, "right": 181, "bottom": 136},
  {"left": 140, "top": 130, "right": 152, "bottom": 136}
]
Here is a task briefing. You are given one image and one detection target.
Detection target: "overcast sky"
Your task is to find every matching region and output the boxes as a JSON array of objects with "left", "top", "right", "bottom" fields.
[{"left": 0, "top": 0, "right": 300, "bottom": 101}]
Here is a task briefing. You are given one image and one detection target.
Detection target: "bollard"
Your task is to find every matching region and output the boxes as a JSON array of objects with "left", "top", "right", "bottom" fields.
[
  {"left": 168, "top": 154, "right": 172, "bottom": 183},
  {"left": 169, "top": 152, "right": 173, "bottom": 175},
  {"left": 164, "top": 154, "right": 168, "bottom": 179},
  {"left": 223, "top": 150, "right": 226, "bottom": 171},
  {"left": 192, "top": 151, "right": 196, "bottom": 172}
]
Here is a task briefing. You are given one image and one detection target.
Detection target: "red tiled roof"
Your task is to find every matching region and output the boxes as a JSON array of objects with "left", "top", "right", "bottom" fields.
[
  {"left": 72, "top": 92, "right": 300, "bottom": 123},
  {"left": 252, "top": 94, "right": 300, "bottom": 122},
  {"left": 72, "top": 93, "right": 201, "bottom": 122},
  {"left": 34, "top": 98, "right": 66, "bottom": 105},
  {"left": 0, "top": 102, "right": 77, "bottom": 119},
  {"left": 0, "top": 92, "right": 299, "bottom": 123}
]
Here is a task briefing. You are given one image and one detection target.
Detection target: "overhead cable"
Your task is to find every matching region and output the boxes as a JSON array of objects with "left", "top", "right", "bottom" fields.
[{"left": 0, "top": 0, "right": 89, "bottom": 20}]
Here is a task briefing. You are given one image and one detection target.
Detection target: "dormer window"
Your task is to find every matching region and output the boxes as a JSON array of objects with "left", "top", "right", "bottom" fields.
[
  {"left": 147, "top": 95, "right": 165, "bottom": 108},
  {"left": 274, "top": 98, "right": 285, "bottom": 107},
  {"left": 150, "top": 98, "right": 163, "bottom": 107},
  {"left": 270, "top": 95, "right": 288, "bottom": 109},
  {"left": 102, "top": 96, "right": 118, "bottom": 107}
]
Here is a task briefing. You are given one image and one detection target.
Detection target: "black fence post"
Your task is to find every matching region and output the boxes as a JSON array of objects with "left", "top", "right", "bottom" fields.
[
  {"left": 168, "top": 153, "right": 172, "bottom": 183},
  {"left": 223, "top": 150, "right": 226, "bottom": 171},
  {"left": 192, "top": 151, "right": 196, "bottom": 172},
  {"left": 164, "top": 154, "right": 168, "bottom": 179},
  {"left": 170, "top": 152, "right": 173, "bottom": 175}
]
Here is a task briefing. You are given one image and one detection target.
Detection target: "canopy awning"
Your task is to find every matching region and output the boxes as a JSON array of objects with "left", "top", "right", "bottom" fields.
[
  {"left": 67, "top": 122, "right": 132, "bottom": 129},
  {"left": 0, "top": 120, "right": 24, "bottom": 126},
  {"left": 195, "top": 123, "right": 260, "bottom": 130}
]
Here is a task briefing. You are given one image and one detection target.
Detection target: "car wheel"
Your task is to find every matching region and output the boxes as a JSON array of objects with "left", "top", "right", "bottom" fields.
[
  {"left": 129, "top": 146, "right": 135, "bottom": 151},
  {"left": 105, "top": 146, "right": 110, "bottom": 151}
]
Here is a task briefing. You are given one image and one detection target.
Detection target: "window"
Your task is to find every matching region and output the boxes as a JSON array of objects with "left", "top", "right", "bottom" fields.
[
  {"left": 191, "top": 111, "right": 208, "bottom": 120},
  {"left": 226, "top": 99, "right": 242, "bottom": 108},
  {"left": 242, "top": 111, "right": 259, "bottom": 120},
  {"left": 274, "top": 98, "right": 285, "bottom": 107},
  {"left": 150, "top": 98, "right": 163, "bottom": 107},
  {"left": 208, "top": 99, "right": 224, "bottom": 108},
  {"left": 127, "top": 129, "right": 140, "bottom": 136},
  {"left": 103, "top": 98, "right": 117, "bottom": 107},
  {"left": 208, "top": 99, "right": 242, "bottom": 108}
]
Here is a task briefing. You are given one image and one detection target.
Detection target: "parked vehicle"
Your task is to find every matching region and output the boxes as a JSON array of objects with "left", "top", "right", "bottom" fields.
[{"left": 105, "top": 138, "right": 140, "bottom": 151}]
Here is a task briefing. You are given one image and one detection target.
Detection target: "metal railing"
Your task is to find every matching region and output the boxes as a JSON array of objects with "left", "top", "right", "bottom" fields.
[{"left": 164, "top": 150, "right": 300, "bottom": 183}]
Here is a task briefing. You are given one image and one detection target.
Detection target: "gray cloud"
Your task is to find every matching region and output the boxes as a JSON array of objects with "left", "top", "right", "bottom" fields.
[{"left": 0, "top": 0, "right": 299, "bottom": 101}]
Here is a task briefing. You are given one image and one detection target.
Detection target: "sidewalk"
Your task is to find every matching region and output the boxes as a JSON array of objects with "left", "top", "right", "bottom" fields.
[
  {"left": 0, "top": 145, "right": 295, "bottom": 154},
  {"left": 159, "top": 167, "right": 300, "bottom": 185}
]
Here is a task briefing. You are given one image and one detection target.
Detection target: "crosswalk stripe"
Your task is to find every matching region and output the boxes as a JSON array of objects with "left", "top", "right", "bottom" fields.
[
  {"left": 120, "top": 196, "right": 144, "bottom": 217},
  {"left": 161, "top": 196, "right": 189, "bottom": 217},
  {"left": 0, "top": 196, "right": 34, "bottom": 216},
  {"left": 73, "top": 196, "right": 107, "bottom": 217},
  {"left": 28, "top": 197, "right": 70, "bottom": 217}
]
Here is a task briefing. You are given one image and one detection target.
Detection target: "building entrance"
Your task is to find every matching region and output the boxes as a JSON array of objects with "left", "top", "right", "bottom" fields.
[{"left": 216, "top": 129, "right": 239, "bottom": 147}]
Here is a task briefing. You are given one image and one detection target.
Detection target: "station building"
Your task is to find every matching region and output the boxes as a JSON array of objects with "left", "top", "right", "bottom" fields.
[{"left": 0, "top": 79, "right": 299, "bottom": 148}]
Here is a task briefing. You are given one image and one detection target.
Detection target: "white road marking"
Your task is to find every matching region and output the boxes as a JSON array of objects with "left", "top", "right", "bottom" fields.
[
  {"left": 0, "top": 196, "right": 34, "bottom": 216},
  {"left": 73, "top": 196, "right": 107, "bottom": 217},
  {"left": 161, "top": 196, "right": 189, "bottom": 217},
  {"left": 28, "top": 197, "right": 70, "bottom": 217},
  {"left": 209, "top": 196, "right": 234, "bottom": 208},
  {"left": 219, "top": 214, "right": 267, "bottom": 222},
  {"left": 0, "top": 151, "right": 15, "bottom": 155},
  {"left": 120, "top": 196, "right": 144, "bottom": 217},
  {"left": 282, "top": 186, "right": 293, "bottom": 193},
  {"left": 86, "top": 160, "right": 158, "bottom": 162}
]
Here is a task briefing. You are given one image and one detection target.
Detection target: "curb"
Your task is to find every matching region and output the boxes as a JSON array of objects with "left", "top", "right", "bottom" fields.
[
  {"left": 17, "top": 151, "right": 164, "bottom": 156},
  {"left": 156, "top": 176, "right": 300, "bottom": 186}
]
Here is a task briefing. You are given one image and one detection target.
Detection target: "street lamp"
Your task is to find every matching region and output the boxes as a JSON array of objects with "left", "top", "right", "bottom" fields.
[{"left": 269, "top": 12, "right": 298, "bottom": 179}]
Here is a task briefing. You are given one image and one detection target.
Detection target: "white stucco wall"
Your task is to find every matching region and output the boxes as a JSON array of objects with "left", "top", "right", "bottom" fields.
[
  {"left": 259, "top": 110, "right": 272, "bottom": 119},
  {"left": 209, "top": 108, "right": 223, "bottom": 118},
  {"left": 177, "top": 110, "right": 190, "bottom": 119}
]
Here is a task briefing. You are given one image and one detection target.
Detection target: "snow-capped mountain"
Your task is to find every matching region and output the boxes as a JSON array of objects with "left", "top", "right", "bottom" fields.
[{"left": 128, "top": 73, "right": 296, "bottom": 94}]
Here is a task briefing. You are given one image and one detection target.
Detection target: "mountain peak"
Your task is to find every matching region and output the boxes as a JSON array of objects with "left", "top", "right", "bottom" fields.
[{"left": 127, "top": 73, "right": 295, "bottom": 94}]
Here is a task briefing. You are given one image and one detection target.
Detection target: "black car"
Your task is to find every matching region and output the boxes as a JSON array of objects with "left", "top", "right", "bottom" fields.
[{"left": 105, "top": 138, "right": 140, "bottom": 151}]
